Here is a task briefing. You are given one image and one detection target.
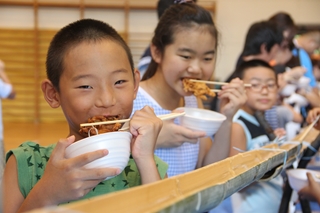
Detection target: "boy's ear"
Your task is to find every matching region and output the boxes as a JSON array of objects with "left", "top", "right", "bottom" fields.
[
  {"left": 150, "top": 44, "right": 162, "bottom": 64},
  {"left": 133, "top": 69, "right": 140, "bottom": 100},
  {"left": 260, "top": 43, "right": 267, "bottom": 54},
  {"left": 41, "top": 79, "right": 61, "bottom": 108}
]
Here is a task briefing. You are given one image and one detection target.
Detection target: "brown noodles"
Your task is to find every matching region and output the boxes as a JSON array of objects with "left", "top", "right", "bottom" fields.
[
  {"left": 183, "top": 79, "right": 216, "bottom": 100},
  {"left": 79, "top": 115, "right": 122, "bottom": 137}
]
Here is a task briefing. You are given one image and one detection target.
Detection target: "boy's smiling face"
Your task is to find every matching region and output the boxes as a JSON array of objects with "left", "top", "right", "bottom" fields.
[
  {"left": 54, "top": 40, "right": 139, "bottom": 140},
  {"left": 243, "top": 67, "right": 278, "bottom": 114}
]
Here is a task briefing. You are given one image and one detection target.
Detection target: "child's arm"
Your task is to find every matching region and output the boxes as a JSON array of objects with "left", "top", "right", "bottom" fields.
[
  {"left": 129, "top": 106, "right": 164, "bottom": 184},
  {"left": 3, "top": 136, "right": 120, "bottom": 213},
  {"left": 306, "top": 107, "right": 320, "bottom": 130},
  {"left": 274, "top": 128, "right": 286, "bottom": 138},
  {"left": 2, "top": 156, "right": 25, "bottom": 213},
  {"left": 201, "top": 78, "right": 247, "bottom": 166},
  {"left": 229, "top": 123, "right": 247, "bottom": 157},
  {"left": 298, "top": 172, "right": 320, "bottom": 204},
  {"left": 0, "top": 60, "right": 16, "bottom": 99},
  {"left": 283, "top": 103, "right": 303, "bottom": 123},
  {"left": 297, "top": 87, "right": 320, "bottom": 108}
]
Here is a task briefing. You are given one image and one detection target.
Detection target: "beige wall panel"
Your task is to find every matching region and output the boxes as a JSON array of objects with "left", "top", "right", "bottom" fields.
[
  {"left": 0, "top": 6, "right": 34, "bottom": 28},
  {"left": 38, "top": 8, "right": 80, "bottom": 29},
  {"left": 84, "top": 9, "right": 125, "bottom": 31}
]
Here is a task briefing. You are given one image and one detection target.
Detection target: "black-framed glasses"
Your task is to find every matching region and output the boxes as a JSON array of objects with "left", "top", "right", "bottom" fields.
[{"left": 249, "top": 83, "right": 278, "bottom": 92}]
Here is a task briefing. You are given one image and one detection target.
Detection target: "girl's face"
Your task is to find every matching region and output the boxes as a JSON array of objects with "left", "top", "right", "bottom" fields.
[
  {"left": 243, "top": 67, "right": 278, "bottom": 114},
  {"left": 155, "top": 26, "right": 216, "bottom": 96},
  {"left": 54, "top": 40, "right": 139, "bottom": 140}
]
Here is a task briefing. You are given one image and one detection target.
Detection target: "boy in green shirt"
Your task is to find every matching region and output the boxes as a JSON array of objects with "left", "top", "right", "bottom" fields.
[{"left": 3, "top": 19, "right": 168, "bottom": 213}]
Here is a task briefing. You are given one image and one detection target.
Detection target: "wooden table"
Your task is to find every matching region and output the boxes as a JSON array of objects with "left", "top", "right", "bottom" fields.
[{"left": 27, "top": 127, "right": 320, "bottom": 213}]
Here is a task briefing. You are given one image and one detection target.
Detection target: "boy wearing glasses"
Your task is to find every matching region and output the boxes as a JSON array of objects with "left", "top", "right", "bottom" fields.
[
  {"left": 210, "top": 59, "right": 286, "bottom": 213},
  {"left": 229, "top": 60, "right": 285, "bottom": 153}
]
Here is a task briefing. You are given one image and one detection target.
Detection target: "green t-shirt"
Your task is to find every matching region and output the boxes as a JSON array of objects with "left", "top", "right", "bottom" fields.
[{"left": 6, "top": 141, "right": 168, "bottom": 204}]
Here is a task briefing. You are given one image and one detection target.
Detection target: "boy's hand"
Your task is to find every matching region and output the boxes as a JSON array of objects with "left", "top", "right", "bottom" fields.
[
  {"left": 129, "top": 106, "right": 162, "bottom": 161},
  {"left": 34, "top": 135, "right": 119, "bottom": 205},
  {"left": 306, "top": 108, "right": 320, "bottom": 130},
  {"left": 298, "top": 172, "right": 320, "bottom": 203},
  {"left": 284, "top": 66, "right": 306, "bottom": 83},
  {"left": 218, "top": 78, "right": 247, "bottom": 120},
  {"left": 129, "top": 106, "right": 165, "bottom": 184},
  {"left": 274, "top": 128, "right": 286, "bottom": 138}
]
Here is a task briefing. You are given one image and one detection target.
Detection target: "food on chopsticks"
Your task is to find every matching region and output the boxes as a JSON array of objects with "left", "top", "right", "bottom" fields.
[
  {"left": 183, "top": 79, "right": 216, "bottom": 100},
  {"left": 79, "top": 115, "right": 122, "bottom": 137}
]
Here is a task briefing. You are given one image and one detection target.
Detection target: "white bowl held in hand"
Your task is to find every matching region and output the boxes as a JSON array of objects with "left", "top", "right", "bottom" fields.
[
  {"left": 286, "top": 169, "right": 320, "bottom": 192},
  {"left": 65, "top": 131, "right": 132, "bottom": 180},
  {"left": 177, "top": 107, "right": 226, "bottom": 137}
]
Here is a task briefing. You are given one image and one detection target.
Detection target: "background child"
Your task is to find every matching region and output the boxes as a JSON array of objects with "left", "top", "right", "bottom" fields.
[
  {"left": 133, "top": 0, "right": 247, "bottom": 177},
  {"left": 234, "top": 21, "right": 283, "bottom": 69},
  {"left": 211, "top": 60, "right": 286, "bottom": 213},
  {"left": 306, "top": 107, "right": 320, "bottom": 130},
  {"left": 218, "top": 20, "right": 283, "bottom": 133},
  {"left": 312, "top": 55, "right": 320, "bottom": 88},
  {"left": 290, "top": 31, "right": 320, "bottom": 98},
  {"left": 2, "top": 19, "right": 168, "bottom": 213},
  {"left": 298, "top": 172, "right": 320, "bottom": 205},
  {"left": 0, "top": 59, "right": 15, "bottom": 173},
  {"left": 298, "top": 108, "right": 320, "bottom": 205},
  {"left": 0, "top": 59, "right": 16, "bottom": 212}
]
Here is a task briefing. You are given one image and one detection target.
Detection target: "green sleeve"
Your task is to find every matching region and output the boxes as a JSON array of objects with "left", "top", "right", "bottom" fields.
[
  {"left": 6, "top": 142, "right": 55, "bottom": 198},
  {"left": 154, "top": 155, "right": 168, "bottom": 179}
]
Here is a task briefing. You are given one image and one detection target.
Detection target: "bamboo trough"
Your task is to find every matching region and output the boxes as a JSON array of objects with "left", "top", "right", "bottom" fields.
[{"left": 28, "top": 127, "right": 320, "bottom": 213}]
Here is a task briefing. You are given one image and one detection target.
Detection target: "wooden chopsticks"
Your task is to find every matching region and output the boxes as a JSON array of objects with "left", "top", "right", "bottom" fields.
[
  {"left": 80, "top": 112, "right": 186, "bottom": 128},
  {"left": 189, "top": 79, "right": 252, "bottom": 87},
  {"left": 298, "top": 115, "right": 320, "bottom": 142},
  {"left": 210, "top": 89, "right": 221, "bottom": 92},
  {"left": 80, "top": 118, "right": 130, "bottom": 127}
]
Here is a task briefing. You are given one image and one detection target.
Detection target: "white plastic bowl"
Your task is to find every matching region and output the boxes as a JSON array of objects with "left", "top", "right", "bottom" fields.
[
  {"left": 66, "top": 131, "right": 132, "bottom": 180},
  {"left": 286, "top": 169, "right": 320, "bottom": 192},
  {"left": 177, "top": 107, "right": 226, "bottom": 137}
]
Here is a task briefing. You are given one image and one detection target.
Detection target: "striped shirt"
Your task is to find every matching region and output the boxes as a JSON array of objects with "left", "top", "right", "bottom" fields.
[{"left": 265, "top": 106, "right": 278, "bottom": 130}]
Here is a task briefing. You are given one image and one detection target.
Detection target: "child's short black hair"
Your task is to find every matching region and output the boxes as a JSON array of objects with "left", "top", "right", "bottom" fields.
[
  {"left": 46, "top": 19, "right": 134, "bottom": 91},
  {"left": 230, "top": 59, "right": 277, "bottom": 80},
  {"left": 241, "top": 21, "right": 283, "bottom": 57}
]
